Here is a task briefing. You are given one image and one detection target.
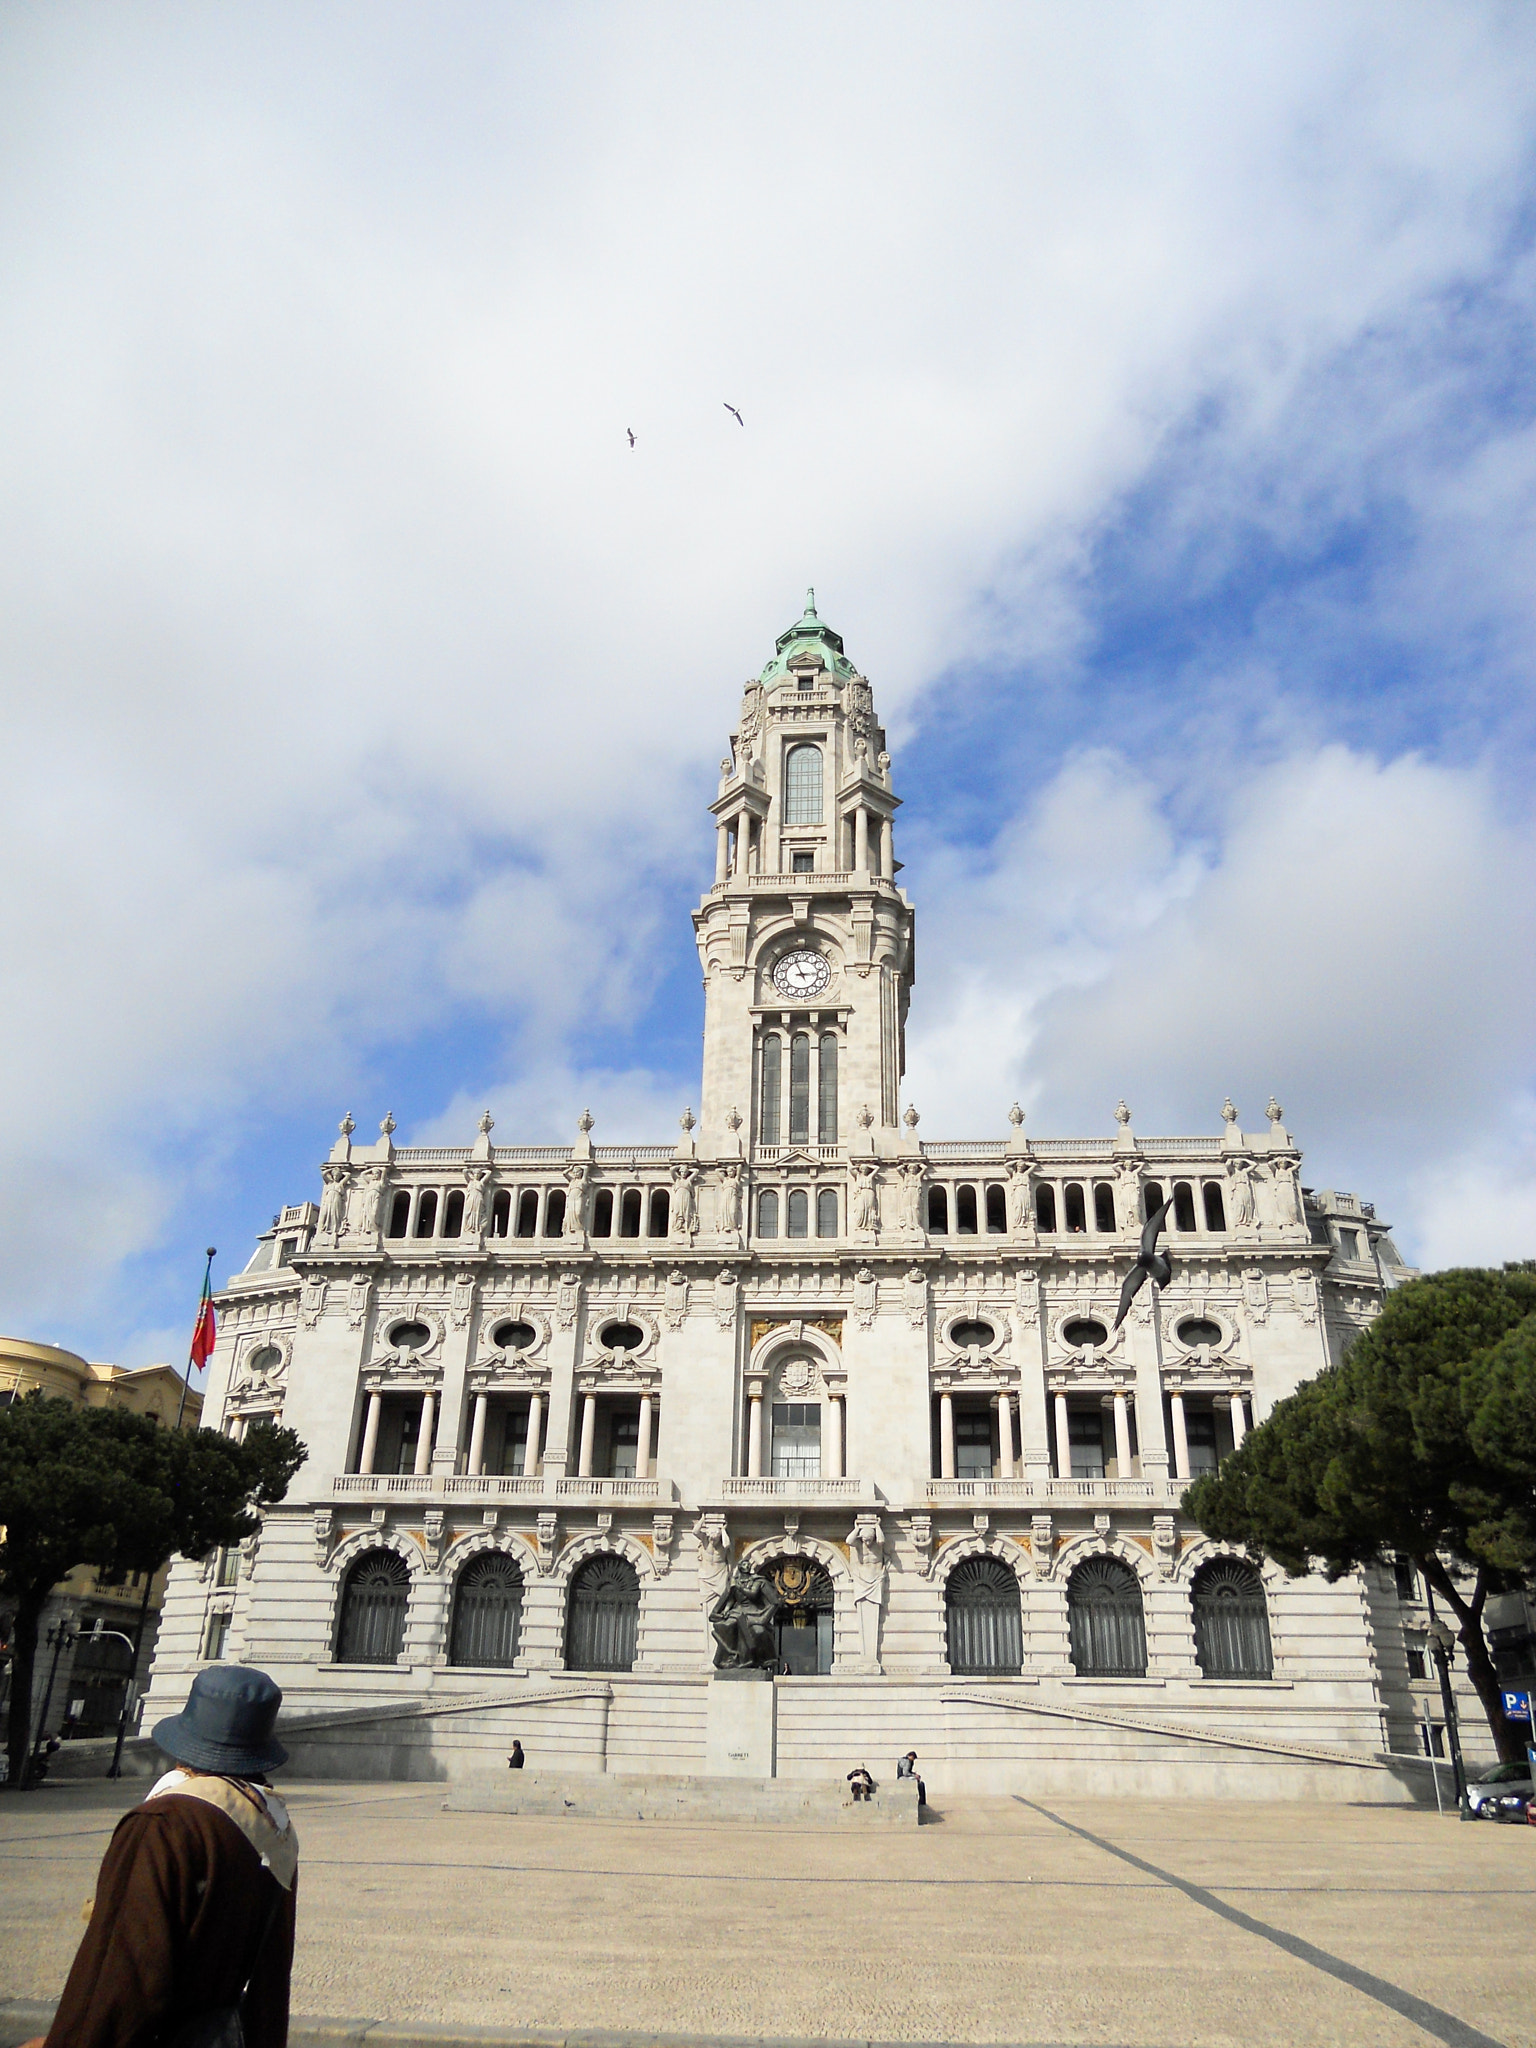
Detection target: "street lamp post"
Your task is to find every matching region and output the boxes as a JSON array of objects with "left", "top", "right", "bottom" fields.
[
  {"left": 83, "top": 1629, "right": 143, "bottom": 1781},
  {"left": 20, "top": 1621, "right": 77, "bottom": 1792},
  {"left": 1426, "top": 1612, "right": 1473, "bottom": 1820}
]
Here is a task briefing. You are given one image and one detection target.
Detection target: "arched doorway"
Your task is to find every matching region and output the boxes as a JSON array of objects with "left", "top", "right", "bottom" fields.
[
  {"left": 1191, "top": 1557, "right": 1273, "bottom": 1678},
  {"left": 449, "top": 1552, "right": 524, "bottom": 1668},
  {"left": 762, "top": 1554, "right": 833, "bottom": 1674},
  {"left": 335, "top": 1550, "right": 409, "bottom": 1665},
  {"left": 945, "top": 1554, "right": 1022, "bottom": 1675},
  {"left": 565, "top": 1552, "right": 640, "bottom": 1671},
  {"left": 1066, "top": 1555, "right": 1147, "bottom": 1677}
]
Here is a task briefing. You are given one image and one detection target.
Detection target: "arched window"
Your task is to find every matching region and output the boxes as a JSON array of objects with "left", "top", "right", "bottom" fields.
[
  {"left": 490, "top": 1189, "right": 511, "bottom": 1237},
  {"left": 543, "top": 1188, "right": 566, "bottom": 1237},
  {"left": 1191, "top": 1558, "right": 1272, "bottom": 1679},
  {"left": 414, "top": 1190, "right": 438, "bottom": 1237},
  {"left": 648, "top": 1188, "right": 669, "bottom": 1237},
  {"left": 1093, "top": 1184, "right": 1116, "bottom": 1232},
  {"left": 335, "top": 1551, "right": 409, "bottom": 1665},
  {"left": 516, "top": 1190, "right": 539, "bottom": 1238},
  {"left": 1067, "top": 1556, "right": 1147, "bottom": 1677},
  {"left": 386, "top": 1190, "right": 410, "bottom": 1238},
  {"left": 591, "top": 1188, "right": 613, "bottom": 1237},
  {"left": 758, "top": 1189, "right": 780, "bottom": 1238},
  {"left": 1143, "top": 1181, "right": 1165, "bottom": 1221},
  {"left": 787, "top": 1187, "right": 809, "bottom": 1238},
  {"left": 956, "top": 1185, "right": 978, "bottom": 1234},
  {"left": 1035, "top": 1184, "right": 1057, "bottom": 1232},
  {"left": 927, "top": 1185, "right": 949, "bottom": 1233},
  {"left": 818, "top": 1033, "right": 838, "bottom": 1142},
  {"left": 620, "top": 1188, "right": 642, "bottom": 1238},
  {"left": 946, "top": 1555, "right": 1022, "bottom": 1676},
  {"left": 816, "top": 1187, "right": 838, "bottom": 1238},
  {"left": 442, "top": 1189, "right": 465, "bottom": 1238},
  {"left": 1063, "top": 1183, "right": 1087, "bottom": 1233},
  {"left": 565, "top": 1554, "right": 640, "bottom": 1672},
  {"left": 789, "top": 1033, "right": 811, "bottom": 1145},
  {"left": 449, "top": 1553, "right": 524, "bottom": 1668},
  {"left": 1173, "top": 1181, "right": 1198, "bottom": 1231},
  {"left": 1203, "top": 1183, "right": 1227, "bottom": 1231},
  {"left": 760, "top": 1035, "right": 782, "bottom": 1145},
  {"left": 985, "top": 1184, "right": 1007, "bottom": 1233},
  {"left": 783, "top": 743, "right": 823, "bottom": 825}
]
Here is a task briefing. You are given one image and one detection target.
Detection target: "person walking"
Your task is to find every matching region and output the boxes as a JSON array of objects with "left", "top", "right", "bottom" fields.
[
  {"left": 31, "top": 1666, "right": 298, "bottom": 2048},
  {"left": 507, "top": 1740, "right": 525, "bottom": 1769}
]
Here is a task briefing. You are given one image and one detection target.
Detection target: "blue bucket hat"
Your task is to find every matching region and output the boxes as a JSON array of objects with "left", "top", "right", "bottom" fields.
[{"left": 152, "top": 1666, "right": 288, "bottom": 1777}]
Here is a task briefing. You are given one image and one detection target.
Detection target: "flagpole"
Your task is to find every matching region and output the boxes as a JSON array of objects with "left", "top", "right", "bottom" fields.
[{"left": 174, "top": 1247, "right": 217, "bottom": 1433}]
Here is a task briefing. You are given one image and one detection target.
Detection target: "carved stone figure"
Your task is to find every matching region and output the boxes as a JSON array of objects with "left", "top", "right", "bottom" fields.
[
  {"left": 347, "top": 1167, "right": 386, "bottom": 1239},
  {"left": 671, "top": 1163, "right": 699, "bottom": 1238},
  {"left": 715, "top": 1162, "right": 743, "bottom": 1237},
  {"left": 694, "top": 1514, "right": 732, "bottom": 1621},
  {"left": 462, "top": 1166, "right": 491, "bottom": 1241},
  {"left": 563, "top": 1163, "right": 588, "bottom": 1238},
  {"left": 851, "top": 1162, "right": 880, "bottom": 1235},
  {"left": 897, "top": 1161, "right": 926, "bottom": 1233},
  {"left": 848, "top": 1517, "right": 887, "bottom": 1672},
  {"left": 317, "top": 1165, "right": 349, "bottom": 1244},
  {"left": 1229, "top": 1164, "right": 1256, "bottom": 1228},
  {"left": 1006, "top": 1162, "right": 1035, "bottom": 1237},
  {"left": 709, "top": 1561, "right": 782, "bottom": 1672}
]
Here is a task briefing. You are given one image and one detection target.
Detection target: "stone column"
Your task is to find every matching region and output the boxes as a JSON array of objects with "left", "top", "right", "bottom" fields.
[
  {"left": 636, "top": 1391, "right": 654, "bottom": 1481},
  {"left": 358, "top": 1389, "right": 383, "bottom": 1475},
  {"left": 825, "top": 1394, "right": 844, "bottom": 1480},
  {"left": 734, "top": 818, "right": 749, "bottom": 877},
  {"left": 880, "top": 815, "right": 893, "bottom": 879},
  {"left": 467, "top": 1392, "right": 490, "bottom": 1477},
  {"left": 414, "top": 1391, "right": 436, "bottom": 1476},
  {"left": 578, "top": 1391, "right": 598, "bottom": 1478},
  {"left": 1112, "top": 1390, "right": 1132, "bottom": 1478},
  {"left": 1054, "top": 1391, "right": 1071, "bottom": 1480},
  {"left": 939, "top": 1390, "right": 955, "bottom": 1479},
  {"left": 854, "top": 805, "right": 869, "bottom": 874},
  {"left": 715, "top": 821, "right": 730, "bottom": 884},
  {"left": 996, "top": 1390, "right": 1014, "bottom": 1479},
  {"left": 747, "top": 1382, "right": 764, "bottom": 1476},
  {"left": 525, "top": 1390, "right": 544, "bottom": 1476},
  {"left": 1169, "top": 1389, "right": 1189, "bottom": 1482},
  {"left": 1229, "top": 1392, "right": 1247, "bottom": 1447}
]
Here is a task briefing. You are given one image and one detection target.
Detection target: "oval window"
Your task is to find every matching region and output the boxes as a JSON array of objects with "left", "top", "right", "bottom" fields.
[
  {"left": 603, "top": 1321, "right": 645, "bottom": 1351},
  {"left": 247, "top": 1344, "right": 283, "bottom": 1375},
  {"left": 389, "top": 1320, "right": 432, "bottom": 1351},
  {"left": 491, "top": 1320, "right": 536, "bottom": 1351},
  {"left": 1061, "top": 1318, "right": 1109, "bottom": 1348},
  {"left": 949, "top": 1319, "right": 996, "bottom": 1349},
  {"left": 1177, "top": 1317, "right": 1223, "bottom": 1349}
]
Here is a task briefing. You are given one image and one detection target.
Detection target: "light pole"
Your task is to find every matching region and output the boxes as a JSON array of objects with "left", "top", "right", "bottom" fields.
[
  {"left": 20, "top": 1621, "right": 76, "bottom": 1791},
  {"left": 1426, "top": 1612, "right": 1472, "bottom": 1820},
  {"left": 82, "top": 1629, "right": 142, "bottom": 1780}
]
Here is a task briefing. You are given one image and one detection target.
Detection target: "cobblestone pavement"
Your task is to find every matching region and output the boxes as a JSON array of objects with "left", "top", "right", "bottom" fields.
[{"left": 1, "top": 1781, "right": 1531, "bottom": 2047}]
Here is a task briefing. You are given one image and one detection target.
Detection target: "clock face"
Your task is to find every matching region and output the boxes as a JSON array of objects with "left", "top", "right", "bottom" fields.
[{"left": 772, "top": 948, "right": 831, "bottom": 998}]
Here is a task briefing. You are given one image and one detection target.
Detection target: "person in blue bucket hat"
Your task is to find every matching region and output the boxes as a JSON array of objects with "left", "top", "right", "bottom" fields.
[{"left": 30, "top": 1666, "right": 298, "bottom": 2048}]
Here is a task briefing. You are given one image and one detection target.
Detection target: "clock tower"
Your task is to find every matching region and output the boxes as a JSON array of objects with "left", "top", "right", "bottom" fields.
[{"left": 692, "top": 593, "right": 915, "bottom": 1160}]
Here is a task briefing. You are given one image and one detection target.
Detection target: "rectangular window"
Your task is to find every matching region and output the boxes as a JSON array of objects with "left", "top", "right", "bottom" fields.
[
  {"left": 791, "top": 850, "right": 814, "bottom": 872},
  {"left": 204, "top": 1611, "right": 231, "bottom": 1662},
  {"left": 818, "top": 1033, "right": 838, "bottom": 1143},
  {"left": 1406, "top": 1642, "right": 1427, "bottom": 1681},
  {"left": 955, "top": 1408, "right": 994, "bottom": 1480},
  {"left": 1421, "top": 1722, "right": 1445, "bottom": 1758},
  {"left": 771, "top": 1402, "right": 821, "bottom": 1479},
  {"left": 608, "top": 1408, "right": 640, "bottom": 1480},
  {"left": 1393, "top": 1557, "right": 1418, "bottom": 1602},
  {"left": 760, "top": 1036, "right": 782, "bottom": 1146},
  {"left": 501, "top": 1403, "right": 531, "bottom": 1476},
  {"left": 789, "top": 1034, "right": 810, "bottom": 1145},
  {"left": 1185, "top": 1407, "right": 1218, "bottom": 1476},
  {"left": 216, "top": 1547, "right": 240, "bottom": 1589},
  {"left": 1067, "top": 1407, "right": 1105, "bottom": 1480}
]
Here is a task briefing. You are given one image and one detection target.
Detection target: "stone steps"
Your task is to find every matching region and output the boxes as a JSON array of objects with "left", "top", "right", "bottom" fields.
[{"left": 444, "top": 1767, "right": 920, "bottom": 1824}]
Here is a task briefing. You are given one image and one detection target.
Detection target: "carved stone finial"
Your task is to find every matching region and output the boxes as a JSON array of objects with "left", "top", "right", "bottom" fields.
[
  {"left": 1114, "top": 1100, "right": 1132, "bottom": 1127},
  {"left": 577, "top": 1108, "right": 595, "bottom": 1134},
  {"left": 680, "top": 1107, "right": 696, "bottom": 1133},
  {"left": 1008, "top": 1102, "right": 1024, "bottom": 1129},
  {"left": 478, "top": 1109, "right": 495, "bottom": 1135},
  {"left": 339, "top": 1111, "right": 355, "bottom": 1137},
  {"left": 725, "top": 1106, "right": 742, "bottom": 1132},
  {"left": 903, "top": 1105, "right": 920, "bottom": 1129},
  {"left": 1266, "top": 1096, "right": 1283, "bottom": 1124},
  {"left": 379, "top": 1112, "right": 396, "bottom": 1137},
  {"left": 856, "top": 1104, "right": 874, "bottom": 1130},
  {"left": 1221, "top": 1097, "right": 1238, "bottom": 1125},
  {"left": 720, "top": 758, "right": 733, "bottom": 777}
]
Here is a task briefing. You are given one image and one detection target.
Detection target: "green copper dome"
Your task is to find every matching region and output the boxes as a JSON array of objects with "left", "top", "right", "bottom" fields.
[{"left": 759, "top": 588, "right": 856, "bottom": 681}]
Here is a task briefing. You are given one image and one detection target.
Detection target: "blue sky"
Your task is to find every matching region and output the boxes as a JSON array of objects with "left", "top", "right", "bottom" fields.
[{"left": 2, "top": 3, "right": 1535, "bottom": 1367}]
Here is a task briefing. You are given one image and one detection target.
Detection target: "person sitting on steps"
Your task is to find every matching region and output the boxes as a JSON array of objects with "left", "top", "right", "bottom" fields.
[
  {"left": 847, "top": 1765, "right": 874, "bottom": 1802},
  {"left": 896, "top": 1749, "right": 927, "bottom": 1805}
]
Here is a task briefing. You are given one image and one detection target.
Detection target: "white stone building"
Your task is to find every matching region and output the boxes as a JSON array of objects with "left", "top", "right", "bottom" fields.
[{"left": 145, "top": 595, "right": 1448, "bottom": 1799}]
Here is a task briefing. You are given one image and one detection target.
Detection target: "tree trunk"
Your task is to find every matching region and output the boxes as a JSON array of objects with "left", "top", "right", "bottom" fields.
[
  {"left": 1424, "top": 1559, "right": 1520, "bottom": 1764},
  {"left": 4, "top": 1590, "right": 44, "bottom": 1788}
]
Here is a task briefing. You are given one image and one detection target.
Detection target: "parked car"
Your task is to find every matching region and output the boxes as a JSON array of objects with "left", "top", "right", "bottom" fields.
[{"left": 1465, "top": 1760, "right": 1534, "bottom": 1816}]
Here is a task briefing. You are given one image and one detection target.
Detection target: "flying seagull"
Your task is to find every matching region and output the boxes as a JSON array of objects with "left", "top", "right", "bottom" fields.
[
  {"left": 723, "top": 402, "right": 744, "bottom": 426},
  {"left": 627, "top": 428, "right": 636, "bottom": 447},
  {"left": 1111, "top": 1196, "right": 1173, "bottom": 1331}
]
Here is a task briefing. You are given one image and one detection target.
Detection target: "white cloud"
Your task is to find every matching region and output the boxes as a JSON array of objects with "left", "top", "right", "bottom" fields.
[{"left": 1, "top": 5, "right": 1535, "bottom": 1336}]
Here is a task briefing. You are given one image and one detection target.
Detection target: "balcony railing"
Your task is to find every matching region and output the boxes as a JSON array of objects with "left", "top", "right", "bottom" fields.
[
  {"left": 927, "top": 1476, "right": 1164, "bottom": 1503},
  {"left": 554, "top": 1477, "right": 662, "bottom": 1502},
  {"left": 333, "top": 1473, "right": 663, "bottom": 1503},
  {"left": 718, "top": 1475, "right": 874, "bottom": 1502}
]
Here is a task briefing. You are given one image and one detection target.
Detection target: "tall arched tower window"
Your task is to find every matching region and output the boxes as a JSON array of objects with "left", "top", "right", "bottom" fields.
[
  {"left": 760, "top": 1035, "right": 782, "bottom": 1145},
  {"left": 818, "top": 1033, "right": 838, "bottom": 1142},
  {"left": 783, "top": 744, "right": 823, "bottom": 825}
]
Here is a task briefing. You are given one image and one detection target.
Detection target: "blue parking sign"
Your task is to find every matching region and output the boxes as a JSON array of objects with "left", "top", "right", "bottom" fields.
[{"left": 1503, "top": 1690, "right": 1532, "bottom": 1719}]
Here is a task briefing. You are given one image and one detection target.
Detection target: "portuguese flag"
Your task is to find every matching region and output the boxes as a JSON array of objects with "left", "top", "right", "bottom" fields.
[{"left": 189, "top": 1250, "right": 217, "bottom": 1373}]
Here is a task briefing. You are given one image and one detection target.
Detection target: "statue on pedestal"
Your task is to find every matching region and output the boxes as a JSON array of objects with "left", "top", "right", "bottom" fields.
[{"left": 709, "top": 1562, "right": 782, "bottom": 1674}]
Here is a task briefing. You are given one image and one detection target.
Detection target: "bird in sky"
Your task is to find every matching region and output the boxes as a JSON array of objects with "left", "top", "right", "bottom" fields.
[
  {"left": 627, "top": 428, "right": 636, "bottom": 447},
  {"left": 724, "top": 402, "right": 744, "bottom": 426},
  {"left": 1111, "top": 1197, "right": 1174, "bottom": 1331}
]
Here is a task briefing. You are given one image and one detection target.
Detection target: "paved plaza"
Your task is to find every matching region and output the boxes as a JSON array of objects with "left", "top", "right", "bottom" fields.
[{"left": 0, "top": 1780, "right": 1531, "bottom": 2048}]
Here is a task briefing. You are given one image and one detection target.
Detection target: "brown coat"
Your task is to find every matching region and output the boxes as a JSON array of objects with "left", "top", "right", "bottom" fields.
[{"left": 44, "top": 1792, "right": 296, "bottom": 2048}]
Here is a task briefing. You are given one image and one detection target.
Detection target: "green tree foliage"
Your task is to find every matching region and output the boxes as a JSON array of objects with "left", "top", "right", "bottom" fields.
[
  {"left": 0, "top": 1395, "right": 304, "bottom": 1785},
  {"left": 1184, "top": 1267, "right": 1536, "bottom": 1761}
]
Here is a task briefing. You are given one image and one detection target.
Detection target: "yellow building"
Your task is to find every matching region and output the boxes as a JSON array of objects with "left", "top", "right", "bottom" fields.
[{"left": 0, "top": 1337, "right": 204, "bottom": 1747}]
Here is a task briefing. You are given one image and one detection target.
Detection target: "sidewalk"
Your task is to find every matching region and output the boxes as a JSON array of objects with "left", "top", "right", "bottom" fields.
[{"left": 1, "top": 1781, "right": 1529, "bottom": 2047}]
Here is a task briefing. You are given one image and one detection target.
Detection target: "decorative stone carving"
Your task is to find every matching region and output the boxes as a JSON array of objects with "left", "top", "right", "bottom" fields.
[
  {"left": 312, "top": 1508, "right": 335, "bottom": 1567},
  {"left": 853, "top": 1266, "right": 879, "bottom": 1330},
  {"left": 1243, "top": 1267, "right": 1270, "bottom": 1325},
  {"left": 346, "top": 1274, "right": 372, "bottom": 1330},
  {"left": 665, "top": 1268, "right": 690, "bottom": 1329},
  {"left": 535, "top": 1512, "right": 561, "bottom": 1572},
  {"left": 896, "top": 1159, "right": 926, "bottom": 1234},
  {"left": 714, "top": 1162, "right": 743, "bottom": 1240},
  {"left": 776, "top": 1355, "right": 821, "bottom": 1399},
  {"left": 651, "top": 1514, "right": 675, "bottom": 1573},
  {"left": 1014, "top": 1269, "right": 1040, "bottom": 1326},
  {"left": 1229, "top": 1161, "right": 1256, "bottom": 1229},
  {"left": 903, "top": 1267, "right": 928, "bottom": 1329},
  {"left": 1291, "top": 1268, "right": 1320, "bottom": 1323},
  {"left": 1005, "top": 1160, "right": 1034, "bottom": 1238},
  {"left": 847, "top": 1513, "right": 887, "bottom": 1673},
  {"left": 1152, "top": 1515, "right": 1177, "bottom": 1578},
  {"left": 1030, "top": 1514, "right": 1054, "bottom": 1577},
  {"left": 670, "top": 1162, "right": 700, "bottom": 1239},
  {"left": 563, "top": 1162, "right": 589, "bottom": 1238},
  {"left": 346, "top": 1167, "right": 386, "bottom": 1241},
  {"left": 423, "top": 1508, "right": 446, "bottom": 1571},
  {"left": 462, "top": 1166, "right": 491, "bottom": 1242},
  {"left": 318, "top": 1165, "right": 349, "bottom": 1244},
  {"left": 299, "top": 1277, "right": 328, "bottom": 1329},
  {"left": 556, "top": 1272, "right": 581, "bottom": 1329},
  {"left": 714, "top": 1268, "right": 738, "bottom": 1330},
  {"left": 908, "top": 1512, "right": 932, "bottom": 1558},
  {"left": 693, "top": 1512, "right": 732, "bottom": 1620},
  {"left": 850, "top": 1161, "right": 880, "bottom": 1236},
  {"left": 450, "top": 1270, "right": 475, "bottom": 1330}
]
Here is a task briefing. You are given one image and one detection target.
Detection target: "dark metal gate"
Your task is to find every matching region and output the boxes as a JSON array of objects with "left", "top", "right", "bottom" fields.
[
  {"left": 565, "top": 1554, "right": 639, "bottom": 1671},
  {"left": 1067, "top": 1556, "right": 1147, "bottom": 1677},
  {"left": 449, "top": 1554, "right": 524, "bottom": 1667},
  {"left": 946, "top": 1555, "right": 1022, "bottom": 1675},
  {"left": 336, "top": 1551, "right": 410, "bottom": 1664},
  {"left": 1192, "top": 1558, "right": 1273, "bottom": 1678}
]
